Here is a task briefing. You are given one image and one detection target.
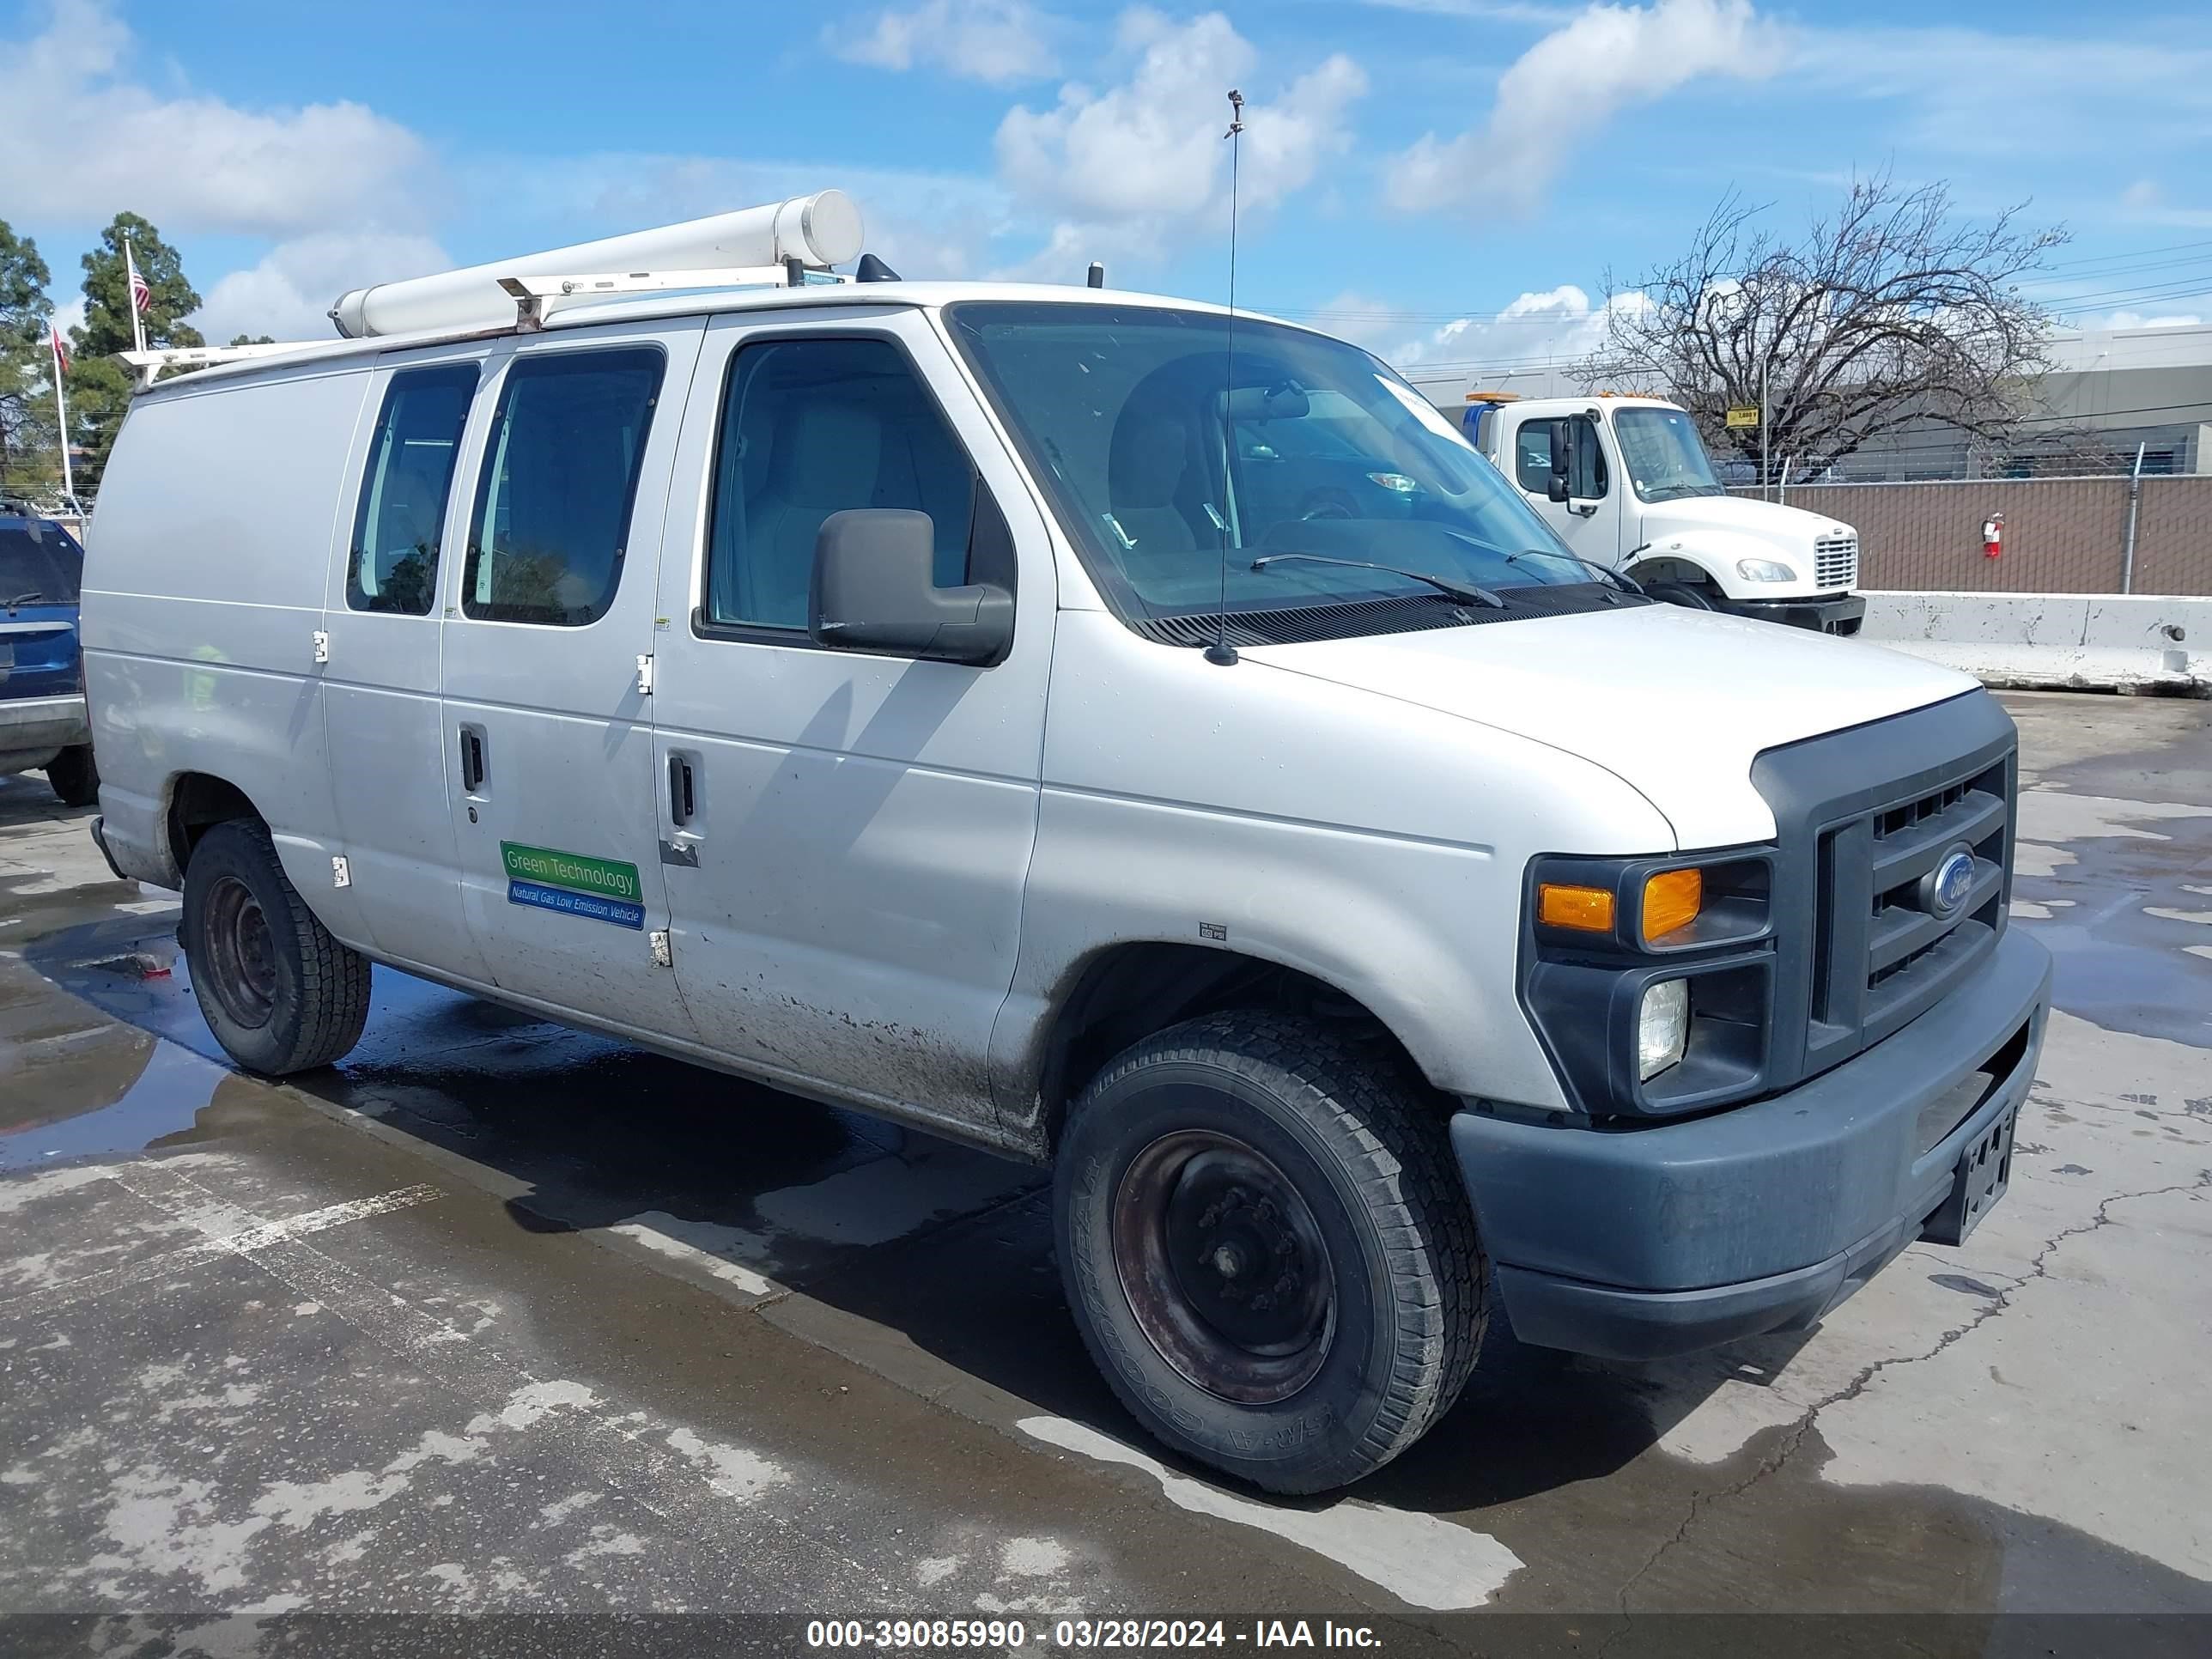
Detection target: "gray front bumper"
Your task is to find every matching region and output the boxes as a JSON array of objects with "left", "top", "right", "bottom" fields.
[
  {"left": 1452, "top": 927, "right": 2051, "bottom": 1358},
  {"left": 0, "top": 693, "right": 89, "bottom": 764}
]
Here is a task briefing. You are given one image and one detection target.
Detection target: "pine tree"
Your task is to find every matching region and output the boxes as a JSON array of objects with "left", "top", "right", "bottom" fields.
[
  {"left": 0, "top": 219, "right": 58, "bottom": 502},
  {"left": 68, "top": 213, "right": 205, "bottom": 492}
]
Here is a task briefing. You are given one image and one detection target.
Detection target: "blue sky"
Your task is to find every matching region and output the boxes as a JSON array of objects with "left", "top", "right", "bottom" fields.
[{"left": 6, "top": 0, "right": 2212, "bottom": 377}]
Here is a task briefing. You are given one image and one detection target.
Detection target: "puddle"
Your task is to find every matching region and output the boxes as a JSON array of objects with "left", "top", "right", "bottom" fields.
[{"left": 0, "top": 1038, "right": 223, "bottom": 1170}]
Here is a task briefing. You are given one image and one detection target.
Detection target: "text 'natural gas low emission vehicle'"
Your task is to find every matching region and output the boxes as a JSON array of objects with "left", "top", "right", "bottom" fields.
[{"left": 82, "top": 194, "right": 2047, "bottom": 1492}]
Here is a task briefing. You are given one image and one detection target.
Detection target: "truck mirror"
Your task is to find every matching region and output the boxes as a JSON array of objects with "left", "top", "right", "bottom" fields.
[
  {"left": 1546, "top": 419, "right": 1572, "bottom": 503},
  {"left": 810, "top": 508, "right": 1013, "bottom": 666}
]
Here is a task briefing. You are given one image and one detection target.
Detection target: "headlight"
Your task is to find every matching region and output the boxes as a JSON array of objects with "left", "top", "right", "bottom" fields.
[
  {"left": 1638, "top": 978, "right": 1689, "bottom": 1079},
  {"left": 1736, "top": 558, "right": 1796, "bottom": 582},
  {"left": 1366, "top": 471, "right": 1419, "bottom": 494}
]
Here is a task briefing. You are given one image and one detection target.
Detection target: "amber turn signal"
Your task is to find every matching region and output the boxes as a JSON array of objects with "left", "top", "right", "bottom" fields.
[
  {"left": 1537, "top": 882, "right": 1615, "bottom": 933},
  {"left": 1642, "top": 868, "right": 1704, "bottom": 942}
]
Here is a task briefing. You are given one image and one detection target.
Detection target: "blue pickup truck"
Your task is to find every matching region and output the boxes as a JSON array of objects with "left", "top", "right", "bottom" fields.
[{"left": 0, "top": 514, "right": 99, "bottom": 807}]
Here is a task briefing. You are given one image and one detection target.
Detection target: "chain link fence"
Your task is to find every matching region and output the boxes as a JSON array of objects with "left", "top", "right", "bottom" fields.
[{"left": 1729, "top": 475, "right": 2212, "bottom": 595}]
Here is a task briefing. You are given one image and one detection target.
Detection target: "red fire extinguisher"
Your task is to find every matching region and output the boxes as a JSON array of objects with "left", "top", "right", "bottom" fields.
[{"left": 1983, "top": 512, "right": 2003, "bottom": 559}]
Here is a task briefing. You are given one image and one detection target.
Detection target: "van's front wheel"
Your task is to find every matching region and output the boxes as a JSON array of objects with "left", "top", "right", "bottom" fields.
[
  {"left": 1054, "top": 1012, "right": 1484, "bottom": 1493},
  {"left": 181, "top": 819, "right": 370, "bottom": 1075}
]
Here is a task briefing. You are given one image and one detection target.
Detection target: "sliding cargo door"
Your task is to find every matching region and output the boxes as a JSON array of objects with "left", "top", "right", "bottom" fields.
[{"left": 438, "top": 319, "right": 704, "bottom": 1032}]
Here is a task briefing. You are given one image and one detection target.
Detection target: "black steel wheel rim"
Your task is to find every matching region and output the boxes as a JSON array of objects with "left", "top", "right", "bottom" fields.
[
  {"left": 1111, "top": 1126, "right": 1335, "bottom": 1404},
  {"left": 203, "top": 874, "right": 279, "bottom": 1030}
]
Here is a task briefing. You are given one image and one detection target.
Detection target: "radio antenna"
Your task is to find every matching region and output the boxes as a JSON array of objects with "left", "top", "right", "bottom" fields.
[{"left": 1206, "top": 88, "right": 1246, "bottom": 668}]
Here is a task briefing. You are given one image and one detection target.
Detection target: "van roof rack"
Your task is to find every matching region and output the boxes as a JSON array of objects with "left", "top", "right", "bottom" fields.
[
  {"left": 496, "top": 262, "right": 850, "bottom": 331},
  {"left": 117, "top": 193, "right": 876, "bottom": 385},
  {"left": 118, "top": 342, "right": 319, "bottom": 389}
]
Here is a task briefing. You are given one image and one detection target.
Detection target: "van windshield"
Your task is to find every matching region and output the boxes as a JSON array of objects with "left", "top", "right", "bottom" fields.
[
  {"left": 945, "top": 303, "right": 1601, "bottom": 635},
  {"left": 1613, "top": 406, "right": 1726, "bottom": 502}
]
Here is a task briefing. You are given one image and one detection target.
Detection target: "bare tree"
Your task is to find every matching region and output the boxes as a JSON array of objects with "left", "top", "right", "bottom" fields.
[{"left": 1583, "top": 174, "right": 2066, "bottom": 475}]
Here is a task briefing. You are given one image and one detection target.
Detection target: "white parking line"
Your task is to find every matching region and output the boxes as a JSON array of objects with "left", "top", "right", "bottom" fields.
[{"left": 0, "top": 1170, "right": 443, "bottom": 1320}]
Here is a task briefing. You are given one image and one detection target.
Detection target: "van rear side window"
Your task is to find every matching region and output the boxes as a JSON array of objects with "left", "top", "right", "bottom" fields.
[
  {"left": 463, "top": 347, "right": 665, "bottom": 627},
  {"left": 347, "top": 364, "right": 479, "bottom": 615}
]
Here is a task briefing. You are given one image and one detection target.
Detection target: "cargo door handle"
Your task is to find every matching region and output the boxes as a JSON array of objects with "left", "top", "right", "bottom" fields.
[
  {"left": 667, "top": 755, "right": 696, "bottom": 826},
  {"left": 459, "top": 726, "right": 487, "bottom": 793}
]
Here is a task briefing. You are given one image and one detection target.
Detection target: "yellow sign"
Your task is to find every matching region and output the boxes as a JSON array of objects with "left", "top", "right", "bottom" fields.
[{"left": 1725, "top": 405, "right": 1760, "bottom": 429}]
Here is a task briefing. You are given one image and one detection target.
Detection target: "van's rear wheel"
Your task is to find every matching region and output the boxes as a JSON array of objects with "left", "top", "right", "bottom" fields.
[
  {"left": 46, "top": 745, "right": 99, "bottom": 808},
  {"left": 181, "top": 819, "right": 370, "bottom": 1075},
  {"left": 1054, "top": 1011, "right": 1484, "bottom": 1493}
]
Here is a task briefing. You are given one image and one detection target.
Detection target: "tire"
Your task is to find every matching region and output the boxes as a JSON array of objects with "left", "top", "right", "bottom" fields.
[
  {"left": 180, "top": 818, "right": 371, "bottom": 1075},
  {"left": 1297, "top": 489, "right": 1358, "bottom": 521},
  {"left": 46, "top": 744, "right": 100, "bottom": 808},
  {"left": 1054, "top": 1010, "right": 1486, "bottom": 1493},
  {"left": 1646, "top": 580, "right": 1717, "bottom": 611}
]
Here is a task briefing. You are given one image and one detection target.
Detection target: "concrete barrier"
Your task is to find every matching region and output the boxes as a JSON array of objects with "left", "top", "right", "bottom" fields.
[{"left": 1859, "top": 592, "right": 2209, "bottom": 694}]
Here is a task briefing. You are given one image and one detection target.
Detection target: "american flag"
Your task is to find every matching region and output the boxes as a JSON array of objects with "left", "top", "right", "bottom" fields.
[
  {"left": 129, "top": 266, "right": 151, "bottom": 314},
  {"left": 50, "top": 323, "right": 70, "bottom": 375}
]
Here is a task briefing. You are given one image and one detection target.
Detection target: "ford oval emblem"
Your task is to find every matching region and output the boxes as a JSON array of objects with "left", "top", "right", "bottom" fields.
[{"left": 1927, "top": 848, "right": 1976, "bottom": 918}]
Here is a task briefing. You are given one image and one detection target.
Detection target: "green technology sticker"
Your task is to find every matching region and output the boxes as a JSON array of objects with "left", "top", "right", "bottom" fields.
[{"left": 501, "top": 842, "right": 646, "bottom": 930}]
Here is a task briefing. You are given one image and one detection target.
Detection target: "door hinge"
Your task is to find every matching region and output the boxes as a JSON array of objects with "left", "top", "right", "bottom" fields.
[
  {"left": 649, "top": 928, "right": 672, "bottom": 969},
  {"left": 313, "top": 630, "right": 330, "bottom": 665},
  {"left": 331, "top": 855, "right": 351, "bottom": 889},
  {"left": 635, "top": 653, "right": 654, "bottom": 696}
]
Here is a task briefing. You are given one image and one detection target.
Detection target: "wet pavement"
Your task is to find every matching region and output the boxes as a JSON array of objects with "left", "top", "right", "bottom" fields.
[{"left": 0, "top": 690, "right": 2208, "bottom": 1655}]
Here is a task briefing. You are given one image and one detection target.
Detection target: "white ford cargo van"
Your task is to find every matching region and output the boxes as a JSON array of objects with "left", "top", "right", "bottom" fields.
[{"left": 82, "top": 209, "right": 2050, "bottom": 1493}]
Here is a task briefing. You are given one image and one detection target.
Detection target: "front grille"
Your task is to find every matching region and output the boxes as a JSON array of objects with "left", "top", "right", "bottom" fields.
[
  {"left": 1751, "top": 690, "right": 2019, "bottom": 1091},
  {"left": 1813, "top": 533, "right": 1858, "bottom": 590},
  {"left": 1817, "top": 753, "right": 2011, "bottom": 1050}
]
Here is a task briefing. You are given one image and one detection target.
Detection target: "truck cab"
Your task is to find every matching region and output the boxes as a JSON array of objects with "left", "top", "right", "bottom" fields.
[{"left": 1463, "top": 393, "right": 1866, "bottom": 635}]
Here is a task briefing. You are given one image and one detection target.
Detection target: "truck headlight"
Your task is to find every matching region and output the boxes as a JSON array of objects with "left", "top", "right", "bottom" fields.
[
  {"left": 1735, "top": 558, "right": 1796, "bottom": 582},
  {"left": 1638, "top": 979, "right": 1689, "bottom": 1079}
]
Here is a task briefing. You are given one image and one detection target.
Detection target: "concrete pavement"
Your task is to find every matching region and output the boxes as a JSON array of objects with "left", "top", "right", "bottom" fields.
[{"left": 1, "top": 691, "right": 2207, "bottom": 1654}]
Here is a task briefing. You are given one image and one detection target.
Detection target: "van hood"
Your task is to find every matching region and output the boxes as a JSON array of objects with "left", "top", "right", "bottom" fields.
[
  {"left": 1242, "top": 602, "right": 1978, "bottom": 849},
  {"left": 1638, "top": 493, "right": 1849, "bottom": 553}
]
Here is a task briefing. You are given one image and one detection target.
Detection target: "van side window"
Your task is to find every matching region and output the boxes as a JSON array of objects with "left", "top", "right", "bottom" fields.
[
  {"left": 346, "top": 364, "right": 477, "bottom": 615},
  {"left": 1513, "top": 416, "right": 1607, "bottom": 500},
  {"left": 463, "top": 348, "right": 665, "bottom": 627},
  {"left": 703, "top": 337, "right": 986, "bottom": 632}
]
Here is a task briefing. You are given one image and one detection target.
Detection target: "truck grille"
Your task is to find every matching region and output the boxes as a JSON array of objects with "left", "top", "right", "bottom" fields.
[
  {"left": 1813, "top": 533, "right": 1858, "bottom": 591},
  {"left": 1815, "top": 754, "right": 2012, "bottom": 1054},
  {"left": 1751, "top": 691, "right": 2018, "bottom": 1091}
]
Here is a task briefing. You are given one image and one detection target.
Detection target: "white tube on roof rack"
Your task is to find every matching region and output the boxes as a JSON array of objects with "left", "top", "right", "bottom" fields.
[{"left": 327, "top": 191, "right": 865, "bottom": 340}]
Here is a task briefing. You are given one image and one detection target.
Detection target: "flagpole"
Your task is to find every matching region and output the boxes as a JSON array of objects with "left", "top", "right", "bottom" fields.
[
  {"left": 50, "top": 328, "right": 76, "bottom": 506},
  {"left": 124, "top": 233, "right": 148, "bottom": 356}
]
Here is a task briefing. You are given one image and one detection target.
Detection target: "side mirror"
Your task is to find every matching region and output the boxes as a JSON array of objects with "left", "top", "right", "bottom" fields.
[
  {"left": 1546, "top": 418, "right": 1573, "bottom": 503},
  {"left": 809, "top": 508, "right": 1014, "bottom": 666}
]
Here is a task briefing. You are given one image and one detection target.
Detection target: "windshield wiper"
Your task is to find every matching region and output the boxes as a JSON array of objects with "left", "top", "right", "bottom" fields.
[
  {"left": 1497, "top": 550, "right": 1644, "bottom": 599},
  {"left": 5, "top": 591, "right": 44, "bottom": 608},
  {"left": 1248, "top": 553, "right": 1503, "bottom": 608}
]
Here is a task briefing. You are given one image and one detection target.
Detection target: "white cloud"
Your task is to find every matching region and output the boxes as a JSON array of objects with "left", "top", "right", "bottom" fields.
[
  {"left": 993, "top": 9, "right": 1365, "bottom": 279},
  {"left": 2, "top": 0, "right": 434, "bottom": 238},
  {"left": 1376, "top": 286, "right": 1655, "bottom": 398},
  {"left": 830, "top": 0, "right": 1059, "bottom": 84},
  {"left": 190, "top": 232, "right": 451, "bottom": 343},
  {"left": 1790, "top": 26, "right": 2212, "bottom": 161},
  {"left": 1385, "top": 0, "right": 1785, "bottom": 216},
  {"left": 2088, "top": 310, "right": 2206, "bottom": 331}
]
